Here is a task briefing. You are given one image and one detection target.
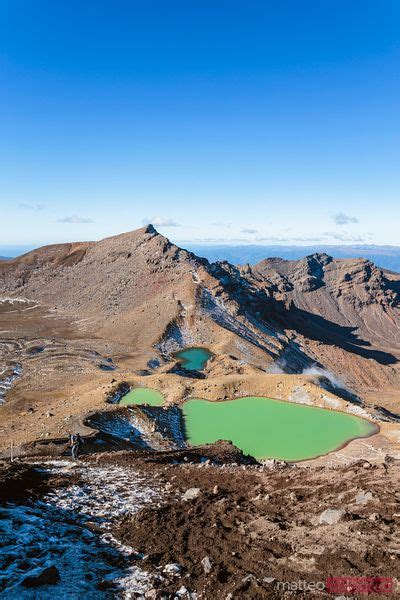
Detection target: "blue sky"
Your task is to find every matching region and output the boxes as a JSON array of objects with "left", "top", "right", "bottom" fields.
[{"left": 1, "top": 1, "right": 399, "bottom": 247}]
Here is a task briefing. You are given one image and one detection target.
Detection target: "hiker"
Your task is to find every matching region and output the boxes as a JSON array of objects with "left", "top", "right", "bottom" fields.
[{"left": 69, "top": 433, "right": 84, "bottom": 460}]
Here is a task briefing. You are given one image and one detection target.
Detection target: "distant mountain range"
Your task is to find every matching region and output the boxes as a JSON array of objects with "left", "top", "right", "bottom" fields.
[
  {"left": 1, "top": 242, "right": 400, "bottom": 273},
  {"left": 0, "top": 246, "right": 34, "bottom": 259},
  {"left": 182, "top": 244, "right": 400, "bottom": 273}
]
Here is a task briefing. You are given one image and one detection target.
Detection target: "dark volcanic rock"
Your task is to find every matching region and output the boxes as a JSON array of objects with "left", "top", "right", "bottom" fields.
[
  {"left": 22, "top": 565, "right": 60, "bottom": 587},
  {"left": 0, "top": 462, "right": 47, "bottom": 504}
]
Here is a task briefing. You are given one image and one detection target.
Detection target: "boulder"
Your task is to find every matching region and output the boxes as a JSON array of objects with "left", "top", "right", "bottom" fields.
[
  {"left": 22, "top": 565, "right": 60, "bottom": 587},
  {"left": 355, "top": 490, "right": 374, "bottom": 505},
  {"left": 318, "top": 509, "right": 345, "bottom": 525},
  {"left": 163, "top": 563, "right": 182, "bottom": 575},
  {"left": 182, "top": 487, "right": 201, "bottom": 501},
  {"left": 201, "top": 556, "right": 212, "bottom": 574}
]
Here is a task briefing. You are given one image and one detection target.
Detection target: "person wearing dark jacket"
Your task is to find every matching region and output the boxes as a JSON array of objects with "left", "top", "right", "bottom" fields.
[{"left": 69, "top": 433, "right": 84, "bottom": 460}]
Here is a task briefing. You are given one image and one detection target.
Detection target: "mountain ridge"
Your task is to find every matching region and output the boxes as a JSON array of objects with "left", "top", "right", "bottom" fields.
[
  {"left": 0, "top": 225, "right": 399, "bottom": 406},
  {"left": 183, "top": 243, "right": 400, "bottom": 273}
]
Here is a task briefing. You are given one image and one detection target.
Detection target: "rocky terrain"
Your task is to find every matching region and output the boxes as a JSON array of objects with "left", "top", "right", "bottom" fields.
[
  {"left": 242, "top": 254, "right": 400, "bottom": 406},
  {"left": 0, "top": 226, "right": 399, "bottom": 598},
  {"left": 0, "top": 225, "right": 399, "bottom": 454},
  {"left": 1, "top": 449, "right": 399, "bottom": 598},
  {"left": 0, "top": 226, "right": 399, "bottom": 405},
  {"left": 0, "top": 227, "right": 398, "bottom": 439},
  {"left": 186, "top": 243, "right": 400, "bottom": 273},
  {"left": 247, "top": 253, "right": 399, "bottom": 351},
  {"left": 114, "top": 454, "right": 400, "bottom": 599}
]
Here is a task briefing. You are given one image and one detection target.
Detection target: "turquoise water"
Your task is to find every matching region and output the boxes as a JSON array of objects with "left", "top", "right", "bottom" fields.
[
  {"left": 174, "top": 347, "right": 212, "bottom": 370},
  {"left": 119, "top": 387, "right": 164, "bottom": 406},
  {"left": 182, "top": 396, "right": 378, "bottom": 461},
  {"left": 116, "top": 381, "right": 378, "bottom": 462}
]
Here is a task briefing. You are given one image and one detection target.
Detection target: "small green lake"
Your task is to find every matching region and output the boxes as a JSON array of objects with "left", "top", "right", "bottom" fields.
[
  {"left": 181, "top": 397, "right": 378, "bottom": 461},
  {"left": 174, "top": 347, "right": 212, "bottom": 371},
  {"left": 119, "top": 387, "right": 164, "bottom": 406}
]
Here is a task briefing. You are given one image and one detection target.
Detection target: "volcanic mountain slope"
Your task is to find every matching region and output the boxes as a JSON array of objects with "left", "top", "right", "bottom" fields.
[
  {"left": 0, "top": 225, "right": 286, "bottom": 366},
  {"left": 0, "top": 226, "right": 399, "bottom": 409},
  {"left": 242, "top": 253, "right": 400, "bottom": 402},
  {"left": 245, "top": 253, "right": 399, "bottom": 348},
  {"left": 0, "top": 226, "right": 200, "bottom": 350}
]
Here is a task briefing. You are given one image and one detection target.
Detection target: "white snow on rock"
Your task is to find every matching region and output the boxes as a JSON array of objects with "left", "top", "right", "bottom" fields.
[
  {"left": 0, "top": 296, "right": 39, "bottom": 307},
  {"left": 88, "top": 410, "right": 163, "bottom": 450},
  {"left": 0, "top": 363, "right": 22, "bottom": 405},
  {"left": 0, "top": 460, "right": 162, "bottom": 598},
  {"left": 200, "top": 289, "right": 278, "bottom": 356},
  {"left": 156, "top": 322, "right": 194, "bottom": 356},
  {"left": 355, "top": 490, "right": 374, "bottom": 505}
]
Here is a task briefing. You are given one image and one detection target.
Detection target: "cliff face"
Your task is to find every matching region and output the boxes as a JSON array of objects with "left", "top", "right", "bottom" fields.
[
  {"left": 246, "top": 253, "right": 400, "bottom": 350},
  {"left": 237, "top": 253, "right": 399, "bottom": 401}
]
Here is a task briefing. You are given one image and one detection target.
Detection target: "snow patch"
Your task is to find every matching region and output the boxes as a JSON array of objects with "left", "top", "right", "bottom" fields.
[
  {"left": 140, "top": 405, "right": 187, "bottom": 449},
  {"left": 0, "top": 461, "right": 162, "bottom": 597},
  {"left": 88, "top": 410, "right": 162, "bottom": 450},
  {"left": 0, "top": 363, "right": 22, "bottom": 405},
  {"left": 201, "top": 289, "right": 277, "bottom": 356},
  {"left": 156, "top": 322, "right": 194, "bottom": 356},
  {"left": 0, "top": 296, "right": 37, "bottom": 305}
]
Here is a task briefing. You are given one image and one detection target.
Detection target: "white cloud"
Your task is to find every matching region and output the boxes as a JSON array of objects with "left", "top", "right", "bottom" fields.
[
  {"left": 177, "top": 237, "right": 248, "bottom": 244},
  {"left": 211, "top": 221, "right": 232, "bottom": 228},
  {"left": 142, "top": 216, "right": 181, "bottom": 227},
  {"left": 255, "top": 235, "right": 325, "bottom": 243},
  {"left": 324, "top": 231, "right": 372, "bottom": 242},
  {"left": 333, "top": 212, "right": 359, "bottom": 225},
  {"left": 241, "top": 228, "right": 258, "bottom": 234},
  {"left": 57, "top": 215, "right": 94, "bottom": 224},
  {"left": 19, "top": 203, "right": 46, "bottom": 211}
]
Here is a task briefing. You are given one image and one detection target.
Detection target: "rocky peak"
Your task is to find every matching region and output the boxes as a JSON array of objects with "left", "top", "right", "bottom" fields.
[
  {"left": 143, "top": 223, "right": 158, "bottom": 235},
  {"left": 291, "top": 253, "right": 332, "bottom": 292}
]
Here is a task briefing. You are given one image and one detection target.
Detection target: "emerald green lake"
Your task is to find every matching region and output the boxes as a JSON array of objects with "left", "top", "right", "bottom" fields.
[
  {"left": 182, "top": 397, "right": 378, "bottom": 461},
  {"left": 174, "top": 347, "right": 212, "bottom": 370},
  {"left": 119, "top": 387, "right": 164, "bottom": 406}
]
